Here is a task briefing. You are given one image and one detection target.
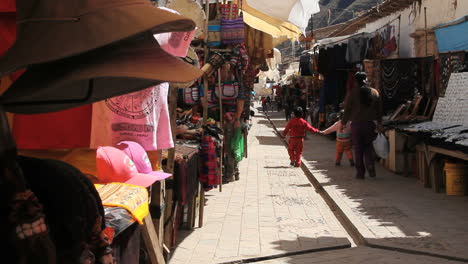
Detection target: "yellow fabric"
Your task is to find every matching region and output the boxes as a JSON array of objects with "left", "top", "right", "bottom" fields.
[
  {"left": 241, "top": 2, "right": 302, "bottom": 39},
  {"left": 95, "top": 183, "right": 149, "bottom": 224}
]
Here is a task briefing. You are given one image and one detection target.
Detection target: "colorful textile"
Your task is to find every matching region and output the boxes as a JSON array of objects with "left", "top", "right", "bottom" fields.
[
  {"left": 91, "top": 83, "right": 173, "bottom": 151},
  {"left": 199, "top": 135, "right": 220, "bottom": 187},
  {"left": 221, "top": 13, "right": 245, "bottom": 45},
  {"left": 220, "top": 3, "right": 239, "bottom": 20},
  {"left": 95, "top": 183, "right": 149, "bottom": 224},
  {"left": 230, "top": 43, "right": 249, "bottom": 73}
]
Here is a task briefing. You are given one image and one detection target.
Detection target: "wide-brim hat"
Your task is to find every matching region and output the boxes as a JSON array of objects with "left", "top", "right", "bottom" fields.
[
  {"left": 167, "top": 0, "right": 206, "bottom": 38},
  {"left": 0, "top": 0, "right": 196, "bottom": 77},
  {"left": 0, "top": 34, "right": 203, "bottom": 114},
  {"left": 172, "top": 47, "right": 201, "bottom": 89}
]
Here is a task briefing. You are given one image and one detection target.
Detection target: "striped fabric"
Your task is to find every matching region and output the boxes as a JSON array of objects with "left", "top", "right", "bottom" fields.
[
  {"left": 221, "top": 13, "right": 245, "bottom": 44},
  {"left": 95, "top": 183, "right": 149, "bottom": 224}
]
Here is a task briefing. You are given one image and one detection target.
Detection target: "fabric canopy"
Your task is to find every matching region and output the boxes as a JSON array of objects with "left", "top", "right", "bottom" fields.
[
  {"left": 241, "top": 2, "right": 303, "bottom": 39},
  {"left": 246, "top": 0, "right": 319, "bottom": 34},
  {"left": 434, "top": 16, "right": 468, "bottom": 53}
]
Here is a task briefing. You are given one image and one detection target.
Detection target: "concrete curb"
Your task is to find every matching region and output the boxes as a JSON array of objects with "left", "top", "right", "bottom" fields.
[{"left": 264, "top": 113, "right": 468, "bottom": 263}]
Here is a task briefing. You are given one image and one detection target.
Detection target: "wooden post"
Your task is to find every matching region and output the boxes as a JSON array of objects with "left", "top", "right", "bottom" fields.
[
  {"left": 164, "top": 84, "right": 178, "bottom": 249},
  {"left": 397, "top": 15, "right": 401, "bottom": 57},
  {"left": 198, "top": 0, "right": 211, "bottom": 229},
  {"left": 202, "top": 0, "right": 211, "bottom": 125},
  {"left": 424, "top": 7, "right": 428, "bottom": 56},
  {"left": 142, "top": 214, "right": 166, "bottom": 264},
  {"left": 217, "top": 68, "right": 223, "bottom": 192}
]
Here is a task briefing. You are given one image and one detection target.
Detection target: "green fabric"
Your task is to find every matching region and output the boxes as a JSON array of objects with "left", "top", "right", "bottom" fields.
[{"left": 231, "top": 128, "right": 244, "bottom": 162}]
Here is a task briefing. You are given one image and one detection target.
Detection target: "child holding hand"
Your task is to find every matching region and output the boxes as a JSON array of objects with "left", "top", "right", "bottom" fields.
[
  {"left": 282, "top": 107, "right": 319, "bottom": 167},
  {"left": 321, "top": 114, "right": 355, "bottom": 167}
]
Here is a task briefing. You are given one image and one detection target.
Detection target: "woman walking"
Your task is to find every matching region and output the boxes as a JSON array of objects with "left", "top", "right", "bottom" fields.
[{"left": 342, "top": 72, "right": 382, "bottom": 179}]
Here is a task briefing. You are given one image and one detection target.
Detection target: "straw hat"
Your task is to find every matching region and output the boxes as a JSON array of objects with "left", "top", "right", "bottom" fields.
[
  {"left": 172, "top": 47, "right": 201, "bottom": 88},
  {"left": 167, "top": 0, "right": 206, "bottom": 38},
  {"left": 0, "top": 34, "right": 203, "bottom": 114},
  {"left": 0, "top": 0, "right": 197, "bottom": 77}
]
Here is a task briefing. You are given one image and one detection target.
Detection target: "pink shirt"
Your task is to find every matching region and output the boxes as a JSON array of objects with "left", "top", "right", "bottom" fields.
[
  {"left": 322, "top": 121, "right": 352, "bottom": 141},
  {"left": 90, "top": 83, "right": 174, "bottom": 151}
]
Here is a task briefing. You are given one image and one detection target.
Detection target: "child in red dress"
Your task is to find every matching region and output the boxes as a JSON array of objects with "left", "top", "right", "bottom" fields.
[{"left": 282, "top": 107, "right": 319, "bottom": 167}]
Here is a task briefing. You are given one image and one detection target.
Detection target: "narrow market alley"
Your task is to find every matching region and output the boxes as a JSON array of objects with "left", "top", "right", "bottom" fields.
[{"left": 170, "top": 108, "right": 468, "bottom": 264}]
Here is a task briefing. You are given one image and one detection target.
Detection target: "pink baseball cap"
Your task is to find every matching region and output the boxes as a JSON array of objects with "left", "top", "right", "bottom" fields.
[
  {"left": 116, "top": 141, "right": 171, "bottom": 179},
  {"left": 96, "top": 146, "right": 170, "bottom": 188}
]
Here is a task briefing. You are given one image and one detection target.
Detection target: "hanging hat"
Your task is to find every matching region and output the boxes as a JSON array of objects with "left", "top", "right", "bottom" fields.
[
  {"left": 0, "top": 34, "right": 204, "bottom": 114},
  {"left": 116, "top": 141, "right": 171, "bottom": 180},
  {"left": 96, "top": 146, "right": 164, "bottom": 187},
  {"left": 0, "top": 0, "right": 196, "bottom": 77},
  {"left": 167, "top": 0, "right": 206, "bottom": 38},
  {"left": 171, "top": 47, "right": 201, "bottom": 89}
]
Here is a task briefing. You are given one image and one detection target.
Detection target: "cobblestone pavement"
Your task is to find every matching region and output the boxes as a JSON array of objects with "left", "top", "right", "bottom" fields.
[
  {"left": 268, "top": 110, "right": 468, "bottom": 262},
  {"left": 169, "top": 112, "right": 351, "bottom": 264}
]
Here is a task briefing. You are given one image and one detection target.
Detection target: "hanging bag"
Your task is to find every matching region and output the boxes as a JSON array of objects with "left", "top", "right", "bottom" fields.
[
  {"left": 215, "top": 82, "right": 239, "bottom": 100},
  {"left": 207, "top": 0, "right": 222, "bottom": 47},
  {"left": 183, "top": 85, "right": 200, "bottom": 105},
  {"left": 373, "top": 133, "right": 389, "bottom": 159},
  {"left": 220, "top": 0, "right": 245, "bottom": 45}
]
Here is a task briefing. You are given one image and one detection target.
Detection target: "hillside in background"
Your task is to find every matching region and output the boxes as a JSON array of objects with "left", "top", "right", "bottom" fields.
[{"left": 312, "top": 0, "right": 383, "bottom": 29}]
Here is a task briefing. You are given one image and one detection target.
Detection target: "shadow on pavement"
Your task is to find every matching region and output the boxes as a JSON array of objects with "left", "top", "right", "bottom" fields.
[{"left": 266, "top": 110, "right": 468, "bottom": 262}]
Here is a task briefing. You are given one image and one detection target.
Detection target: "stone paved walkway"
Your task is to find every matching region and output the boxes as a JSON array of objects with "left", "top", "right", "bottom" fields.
[
  {"left": 169, "top": 112, "right": 351, "bottom": 264},
  {"left": 257, "top": 246, "right": 463, "bottom": 264},
  {"left": 268, "top": 110, "right": 468, "bottom": 261}
]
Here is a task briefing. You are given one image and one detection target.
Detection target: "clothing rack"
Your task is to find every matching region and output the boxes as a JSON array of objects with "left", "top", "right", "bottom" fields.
[{"left": 314, "top": 14, "right": 401, "bottom": 52}]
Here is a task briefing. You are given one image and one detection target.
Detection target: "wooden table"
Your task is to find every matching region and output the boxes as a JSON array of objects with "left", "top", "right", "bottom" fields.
[{"left": 416, "top": 143, "right": 468, "bottom": 193}]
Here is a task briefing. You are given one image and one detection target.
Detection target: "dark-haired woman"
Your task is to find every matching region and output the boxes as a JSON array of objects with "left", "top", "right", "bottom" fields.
[{"left": 342, "top": 72, "right": 382, "bottom": 179}]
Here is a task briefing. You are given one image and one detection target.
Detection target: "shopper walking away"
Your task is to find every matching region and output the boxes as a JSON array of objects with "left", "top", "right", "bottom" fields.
[
  {"left": 282, "top": 107, "right": 319, "bottom": 167},
  {"left": 321, "top": 111, "right": 354, "bottom": 167},
  {"left": 266, "top": 96, "right": 271, "bottom": 111},
  {"left": 261, "top": 97, "right": 268, "bottom": 113},
  {"left": 284, "top": 98, "right": 294, "bottom": 121},
  {"left": 342, "top": 72, "right": 383, "bottom": 179}
]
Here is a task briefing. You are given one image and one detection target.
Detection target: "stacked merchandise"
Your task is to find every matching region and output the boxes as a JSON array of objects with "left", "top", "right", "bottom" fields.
[{"left": 0, "top": 1, "right": 202, "bottom": 263}]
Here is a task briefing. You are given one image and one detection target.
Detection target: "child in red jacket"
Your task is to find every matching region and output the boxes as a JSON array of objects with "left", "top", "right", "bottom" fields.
[{"left": 282, "top": 107, "right": 319, "bottom": 167}]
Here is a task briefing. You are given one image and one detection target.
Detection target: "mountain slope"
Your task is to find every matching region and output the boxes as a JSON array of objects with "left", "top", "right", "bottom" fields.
[{"left": 312, "top": 0, "right": 383, "bottom": 29}]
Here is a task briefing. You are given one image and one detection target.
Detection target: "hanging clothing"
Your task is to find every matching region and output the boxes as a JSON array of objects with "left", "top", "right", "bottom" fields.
[
  {"left": 380, "top": 58, "right": 422, "bottom": 112},
  {"left": 346, "top": 36, "right": 368, "bottom": 64},
  {"left": 13, "top": 106, "right": 92, "bottom": 149},
  {"left": 91, "top": 82, "right": 173, "bottom": 151},
  {"left": 199, "top": 135, "right": 220, "bottom": 188},
  {"left": 299, "top": 55, "right": 313, "bottom": 76}
]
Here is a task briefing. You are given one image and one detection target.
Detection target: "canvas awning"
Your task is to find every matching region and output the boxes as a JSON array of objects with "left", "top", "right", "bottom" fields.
[
  {"left": 242, "top": 3, "right": 302, "bottom": 39},
  {"left": 246, "top": 0, "right": 320, "bottom": 34},
  {"left": 434, "top": 16, "right": 468, "bottom": 53}
]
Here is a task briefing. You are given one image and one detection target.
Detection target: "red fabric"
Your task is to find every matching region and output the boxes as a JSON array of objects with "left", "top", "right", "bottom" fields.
[
  {"left": 0, "top": 0, "right": 15, "bottom": 13},
  {"left": 0, "top": 13, "right": 15, "bottom": 57},
  {"left": 288, "top": 138, "right": 303, "bottom": 165},
  {"left": 282, "top": 117, "right": 318, "bottom": 137},
  {"left": 13, "top": 106, "right": 92, "bottom": 149}
]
